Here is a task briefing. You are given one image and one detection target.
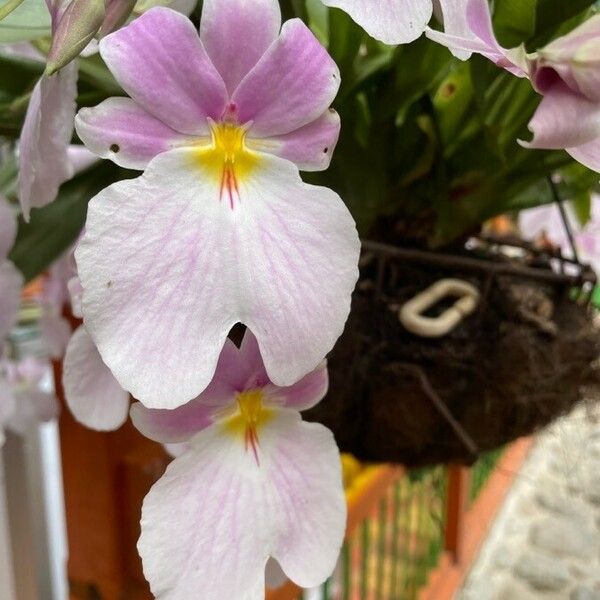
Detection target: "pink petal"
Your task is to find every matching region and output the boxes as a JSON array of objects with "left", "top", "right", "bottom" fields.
[
  {"left": 40, "top": 311, "right": 72, "bottom": 359},
  {"left": 321, "top": 0, "right": 432, "bottom": 44},
  {"left": 75, "top": 97, "right": 200, "bottom": 170},
  {"left": 0, "top": 195, "right": 17, "bottom": 259},
  {"left": 265, "top": 558, "right": 288, "bottom": 589},
  {"left": 138, "top": 411, "right": 345, "bottom": 598},
  {"left": 567, "top": 137, "right": 600, "bottom": 173},
  {"left": 76, "top": 150, "right": 359, "bottom": 408},
  {"left": 0, "top": 261, "right": 23, "bottom": 340},
  {"left": 248, "top": 109, "right": 341, "bottom": 172},
  {"left": 130, "top": 400, "right": 217, "bottom": 443},
  {"left": 233, "top": 19, "right": 340, "bottom": 137},
  {"left": 435, "top": 0, "right": 472, "bottom": 59},
  {"left": 63, "top": 325, "right": 129, "bottom": 431},
  {"left": 66, "top": 145, "right": 98, "bottom": 174},
  {"left": 264, "top": 361, "right": 328, "bottom": 412},
  {"left": 426, "top": 0, "right": 528, "bottom": 76},
  {"left": 99, "top": 7, "right": 228, "bottom": 135},
  {"left": 520, "top": 81, "right": 600, "bottom": 150},
  {"left": 67, "top": 276, "right": 83, "bottom": 318},
  {"left": 18, "top": 63, "right": 77, "bottom": 222},
  {"left": 537, "top": 15, "right": 600, "bottom": 101},
  {"left": 200, "top": 0, "right": 281, "bottom": 95}
]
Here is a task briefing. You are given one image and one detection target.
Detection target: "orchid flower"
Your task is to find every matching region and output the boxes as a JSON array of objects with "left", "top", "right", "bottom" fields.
[
  {"left": 74, "top": 2, "right": 360, "bottom": 409},
  {"left": 0, "top": 356, "right": 59, "bottom": 445},
  {"left": 522, "top": 15, "right": 600, "bottom": 173},
  {"left": 425, "top": 0, "right": 600, "bottom": 173},
  {"left": 319, "top": 0, "right": 485, "bottom": 46},
  {"left": 0, "top": 195, "right": 23, "bottom": 341},
  {"left": 130, "top": 329, "right": 346, "bottom": 599}
]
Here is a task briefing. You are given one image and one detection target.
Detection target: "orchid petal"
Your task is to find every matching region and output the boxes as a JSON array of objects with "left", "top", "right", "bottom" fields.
[
  {"left": 567, "top": 137, "right": 600, "bottom": 173},
  {"left": 67, "top": 145, "right": 98, "bottom": 174},
  {"left": 99, "top": 7, "right": 228, "bottom": 135},
  {"left": 67, "top": 276, "right": 83, "bottom": 318},
  {"left": 233, "top": 18, "right": 340, "bottom": 137},
  {"left": 75, "top": 98, "right": 198, "bottom": 170},
  {"left": 0, "top": 195, "right": 17, "bottom": 259},
  {"left": 520, "top": 82, "right": 600, "bottom": 150},
  {"left": 0, "top": 261, "right": 23, "bottom": 340},
  {"left": 435, "top": 0, "right": 471, "bottom": 59},
  {"left": 264, "top": 361, "right": 328, "bottom": 412},
  {"left": 138, "top": 411, "right": 345, "bottom": 598},
  {"left": 40, "top": 312, "right": 71, "bottom": 359},
  {"left": 63, "top": 325, "right": 129, "bottom": 431},
  {"left": 18, "top": 62, "right": 77, "bottom": 221},
  {"left": 265, "top": 558, "right": 288, "bottom": 589},
  {"left": 321, "top": 0, "right": 432, "bottom": 45},
  {"left": 247, "top": 109, "right": 341, "bottom": 172},
  {"left": 76, "top": 149, "right": 359, "bottom": 408},
  {"left": 200, "top": 0, "right": 281, "bottom": 95},
  {"left": 130, "top": 400, "right": 217, "bottom": 443}
]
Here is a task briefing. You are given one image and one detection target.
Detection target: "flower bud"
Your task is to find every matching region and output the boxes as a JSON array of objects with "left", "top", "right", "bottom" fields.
[
  {"left": 45, "top": 0, "right": 105, "bottom": 76},
  {"left": 99, "top": 0, "right": 136, "bottom": 37}
]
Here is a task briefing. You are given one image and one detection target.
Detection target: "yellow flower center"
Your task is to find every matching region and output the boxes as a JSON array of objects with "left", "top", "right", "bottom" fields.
[
  {"left": 195, "top": 121, "right": 260, "bottom": 208},
  {"left": 223, "top": 389, "right": 273, "bottom": 463}
]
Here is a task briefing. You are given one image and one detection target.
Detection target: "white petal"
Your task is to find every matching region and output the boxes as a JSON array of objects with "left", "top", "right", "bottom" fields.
[
  {"left": 76, "top": 149, "right": 359, "bottom": 408},
  {"left": 63, "top": 325, "right": 129, "bottom": 431}
]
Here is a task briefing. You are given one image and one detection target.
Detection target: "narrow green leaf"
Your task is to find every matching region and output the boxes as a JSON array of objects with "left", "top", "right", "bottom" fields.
[{"left": 0, "top": 0, "right": 26, "bottom": 21}]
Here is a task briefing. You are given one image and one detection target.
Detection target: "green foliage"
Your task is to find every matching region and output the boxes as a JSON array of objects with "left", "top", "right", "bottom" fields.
[
  {"left": 8, "top": 162, "right": 124, "bottom": 281},
  {"left": 0, "top": 0, "right": 49, "bottom": 43}
]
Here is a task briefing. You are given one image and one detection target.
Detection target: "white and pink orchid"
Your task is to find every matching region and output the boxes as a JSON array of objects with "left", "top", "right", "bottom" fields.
[
  {"left": 425, "top": 0, "right": 600, "bottom": 173},
  {"left": 0, "top": 356, "right": 59, "bottom": 446},
  {"left": 74, "top": 1, "right": 360, "bottom": 409},
  {"left": 131, "top": 329, "right": 346, "bottom": 599},
  {"left": 0, "top": 195, "right": 23, "bottom": 341}
]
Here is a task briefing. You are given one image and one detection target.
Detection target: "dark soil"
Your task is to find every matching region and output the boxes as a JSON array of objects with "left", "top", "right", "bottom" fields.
[{"left": 305, "top": 243, "right": 600, "bottom": 467}]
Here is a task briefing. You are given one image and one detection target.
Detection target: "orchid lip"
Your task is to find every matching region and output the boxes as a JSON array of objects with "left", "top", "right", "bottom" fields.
[
  {"left": 195, "top": 118, "right": 259, "bottom": 208},
  {"left": 223, "top": 389, "right": 274, "bottom": 464}
]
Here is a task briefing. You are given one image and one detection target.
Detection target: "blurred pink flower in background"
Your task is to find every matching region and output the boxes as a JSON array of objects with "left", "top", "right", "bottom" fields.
[
  {"left": 519, "top": 196, "right": 600, "bottom": 274},
  {"left": 0, "top": 356, "right": 59, "bottom": 446},
  {"left": 0, "top": 195, "right": 23, "bottom": 341}
]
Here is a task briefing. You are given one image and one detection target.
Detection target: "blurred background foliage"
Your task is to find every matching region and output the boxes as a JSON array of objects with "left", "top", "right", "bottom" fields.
[{"left": 0, "top": 0, "right": 599, "bottom": 283}]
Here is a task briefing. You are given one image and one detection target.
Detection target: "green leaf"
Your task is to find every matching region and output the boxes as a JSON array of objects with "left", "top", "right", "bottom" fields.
[
  {"left": 493, "top": 0, "right": 537, "bottom": 47},
  {"left": 535, "top": 0, "right": 597, "bottom": 39},
  {"left": 0, "top": 0, "right": 50, "bottom": 43},
  {"left": 0, "top": 0, "right": 26, "bottom": 21},
  {"left": 9, "top": 162, "right": 121, "bottom": 282}
]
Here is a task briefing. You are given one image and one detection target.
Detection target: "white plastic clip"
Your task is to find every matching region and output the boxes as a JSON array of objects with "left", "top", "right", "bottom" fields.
[{"left": 399, "top": 278, "right": 480, "bottom": 338}]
